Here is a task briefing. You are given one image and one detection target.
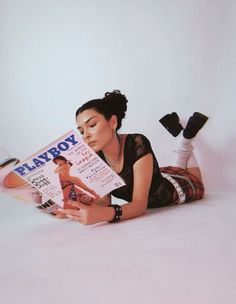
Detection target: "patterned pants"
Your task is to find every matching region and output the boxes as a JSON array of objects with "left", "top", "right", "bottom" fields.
[{"left": 160, "top": 166, "right": 205, "bottom": 204}]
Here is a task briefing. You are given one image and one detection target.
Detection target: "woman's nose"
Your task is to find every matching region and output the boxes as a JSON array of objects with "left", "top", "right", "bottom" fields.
[{"left": 83, "top": 129, "right": 91, "bottom": 140}]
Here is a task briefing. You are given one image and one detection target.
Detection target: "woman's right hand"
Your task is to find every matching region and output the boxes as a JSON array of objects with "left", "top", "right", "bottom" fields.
[{"left": 54, "top": 209, "right": 69, "bottom": 219}]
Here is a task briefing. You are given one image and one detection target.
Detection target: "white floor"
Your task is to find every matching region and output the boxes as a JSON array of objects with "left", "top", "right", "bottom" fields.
[{"left": 0, "top": 191, "right": 235, "bottom": 304}]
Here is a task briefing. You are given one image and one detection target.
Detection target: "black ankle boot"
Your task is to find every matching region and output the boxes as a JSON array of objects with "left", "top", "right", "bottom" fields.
[
  {"left": 159, "top": 112, "right": 183, "bottom": 137},
  {"left": 183, "top": 112, "right": 208, "bottom": 139}
]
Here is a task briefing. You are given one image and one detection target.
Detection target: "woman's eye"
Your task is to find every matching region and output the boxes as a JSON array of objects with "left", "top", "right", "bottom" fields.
[{"left": 90, "top": 123, "right": 96, "bottom": 128}]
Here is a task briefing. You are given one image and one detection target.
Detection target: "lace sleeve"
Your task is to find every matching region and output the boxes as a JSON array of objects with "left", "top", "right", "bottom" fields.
[{"left": 132, "top": 134, "right": 153, "bottom": 162}]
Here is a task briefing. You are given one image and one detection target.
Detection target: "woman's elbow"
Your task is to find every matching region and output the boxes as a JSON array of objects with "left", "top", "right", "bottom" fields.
[{"left": 133, "top": 200, "right": 148, "bottom": 216}]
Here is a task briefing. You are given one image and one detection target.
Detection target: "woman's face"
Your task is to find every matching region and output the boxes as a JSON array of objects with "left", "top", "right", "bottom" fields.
[
  {"left": 54, "top": 159, "right": 66, "bottom": 166},
  {"left": 76, "top": 109, "right": 117, "bottom": 152}
]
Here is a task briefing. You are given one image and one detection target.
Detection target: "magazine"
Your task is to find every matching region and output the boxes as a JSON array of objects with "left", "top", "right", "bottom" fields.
[
  {"left": 0, "top": 130, "right": 125, "bottom": 214},
  {"left": 0, "top": 158, "right": 57, "bottom": 214}
]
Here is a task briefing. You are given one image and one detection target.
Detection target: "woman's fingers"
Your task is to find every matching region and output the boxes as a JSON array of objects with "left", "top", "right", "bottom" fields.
[
  {"left": 59, "top": 208, "right": 80, "bottom": 216},
  {"left": 58, "top": 203, "right": 92, "bottom": 224},
  {"left": 66, "top": 200, "right": 80, "bottom": 208},
  {"left": 67, "top": 200, "right": 90, "bottom": 209},
  {"left": 66, "top": 214, "right": 80, "bottom": 221}
]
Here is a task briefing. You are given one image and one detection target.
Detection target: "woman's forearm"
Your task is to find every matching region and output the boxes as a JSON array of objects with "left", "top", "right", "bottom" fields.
[
  {"left": 118, "top": 201, "right": 146, "bottom": 220},
  {"left": 99, "top": 199, "right": 146, "bottom": 222}
]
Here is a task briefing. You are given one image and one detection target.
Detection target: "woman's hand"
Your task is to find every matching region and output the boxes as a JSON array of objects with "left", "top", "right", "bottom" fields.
[
  {"left": 54, "top": 209, "right": 69, "bottom": 219},
  {"left": 92, "top": 192, "right": 100, "bottom": 200},
  {"left": 58, "top": 201, "right": 113, "bottom": 225}
]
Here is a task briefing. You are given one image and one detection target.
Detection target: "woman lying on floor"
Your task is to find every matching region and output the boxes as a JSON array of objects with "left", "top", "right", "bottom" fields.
[
  {"left": 0, "top": 90, "right": 208, "bottom": 223},
  {"left": 57, "top": 90, "right": 208, "bottom": 224}
]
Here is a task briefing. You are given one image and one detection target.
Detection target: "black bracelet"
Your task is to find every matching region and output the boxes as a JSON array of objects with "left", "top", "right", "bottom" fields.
[{"left": 109, "top": 204, "right": 122, "bottom": 223}]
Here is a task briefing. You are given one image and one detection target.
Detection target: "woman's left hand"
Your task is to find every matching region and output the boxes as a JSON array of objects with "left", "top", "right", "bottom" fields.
[{"left": 58, "top": 201, "right": 106, "bottom": 225}]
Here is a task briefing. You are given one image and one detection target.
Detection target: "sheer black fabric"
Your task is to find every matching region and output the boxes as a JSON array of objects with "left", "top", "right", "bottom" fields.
[{"left": 98, "top": 134, "right": 176, "bottom": 208}]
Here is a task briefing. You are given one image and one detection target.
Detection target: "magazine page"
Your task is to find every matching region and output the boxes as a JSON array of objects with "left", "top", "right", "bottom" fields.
[
  {"left": 12, "top": 130, "right": 125, "bottom": 208},
  {"left": 0, "top": 158, "right": 60, "bottom": 215}
]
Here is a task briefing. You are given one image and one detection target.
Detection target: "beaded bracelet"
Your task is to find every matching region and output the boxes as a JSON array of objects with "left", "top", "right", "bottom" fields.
[{"left": 109, "top": 204, "right": 123, "bottom": 223}]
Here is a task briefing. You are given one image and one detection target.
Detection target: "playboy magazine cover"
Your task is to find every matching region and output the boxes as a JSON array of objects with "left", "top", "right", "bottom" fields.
[{"left": 0, "top": 130, "right": 125, "bottom": 215}]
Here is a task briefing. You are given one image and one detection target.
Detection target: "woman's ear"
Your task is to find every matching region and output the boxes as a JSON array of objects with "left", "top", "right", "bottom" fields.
[{"left": 109, "top": 115, "right": 118, "bottom": 131}]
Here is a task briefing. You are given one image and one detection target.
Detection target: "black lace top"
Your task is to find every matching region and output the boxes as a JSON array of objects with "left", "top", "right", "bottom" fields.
[{"left": 98, "top": 134, "right": 175, "bottom": 208}]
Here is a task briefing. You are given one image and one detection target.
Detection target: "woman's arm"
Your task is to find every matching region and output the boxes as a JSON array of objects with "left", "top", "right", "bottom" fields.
[
  {"left": 58, "top": 154, "right": 153, "bottom": 224},
  {"left": 54, "top": 163, "right": 70, "bottom": 174},
  {"left": 66, "top": 175, "right": 100, "bottom": 199},
  {"left": 117, "top": 153, "right": 153, "bottom": 219},
  {"left": 56, "top": 163, "right": 99, "bottom": 199},
  {"left": 93, "top": 194, "right": 111, "bottom": 207}
]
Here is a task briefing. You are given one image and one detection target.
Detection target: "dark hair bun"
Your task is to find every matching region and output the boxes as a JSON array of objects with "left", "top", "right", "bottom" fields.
[{"left": 103, "top": 90, "right": 128, "bottom": 130}]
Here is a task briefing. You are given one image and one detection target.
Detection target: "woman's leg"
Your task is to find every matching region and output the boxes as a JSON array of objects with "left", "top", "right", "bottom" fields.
[
  {"left": 159, "top": 111, "right": 208, "bottom": 182},
  {"left": 173, "top": 134, "right": 202, "bottom": 181}
]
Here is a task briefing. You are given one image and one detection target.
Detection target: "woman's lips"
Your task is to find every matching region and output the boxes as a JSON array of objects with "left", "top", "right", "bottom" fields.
[{"left": 88, "top": 141, "right": 97, "bottom": 147}]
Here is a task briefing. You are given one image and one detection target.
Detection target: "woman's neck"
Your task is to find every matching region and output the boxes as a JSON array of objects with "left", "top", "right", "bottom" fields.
[{"left": 103, "top": 134, "right": 123, "bottom": 171}]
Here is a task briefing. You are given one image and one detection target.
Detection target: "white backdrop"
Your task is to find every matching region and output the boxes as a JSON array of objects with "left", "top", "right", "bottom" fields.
[{"left": 1, "top": 0, "right": 235, "bottom": 192}]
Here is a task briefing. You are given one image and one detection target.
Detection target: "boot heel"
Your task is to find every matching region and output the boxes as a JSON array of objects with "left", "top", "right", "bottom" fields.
[
  {"left": 183, "top": 112, "right": 208, "bottom": 139},
  {"left": 159, "top": 112, "right": 183, "bottom": 137}
]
